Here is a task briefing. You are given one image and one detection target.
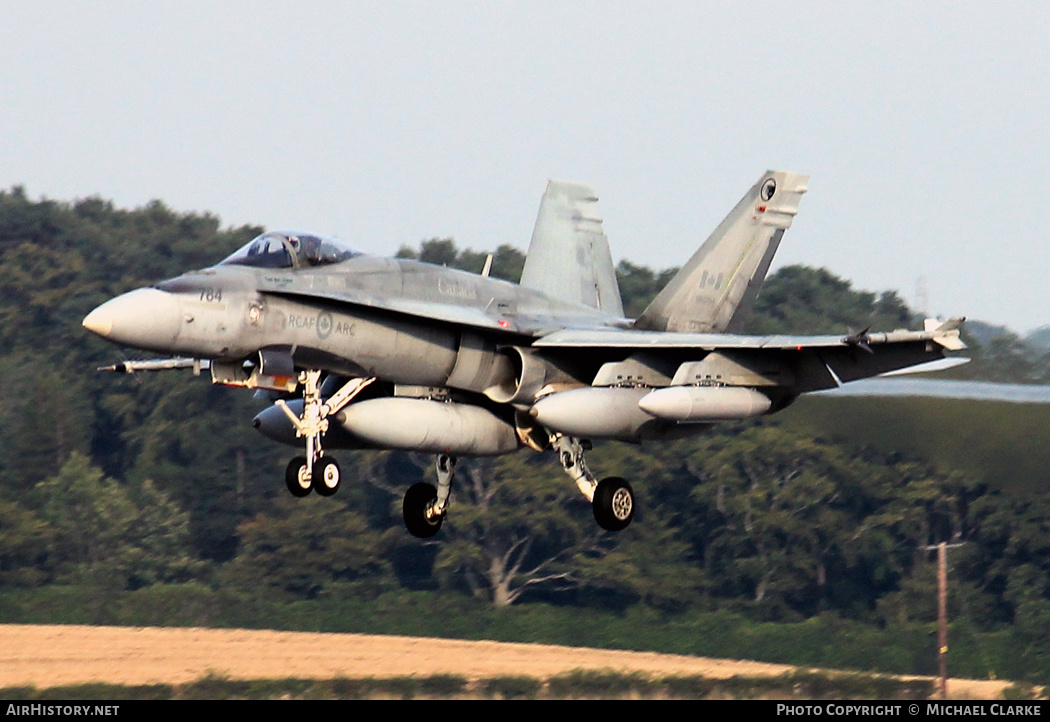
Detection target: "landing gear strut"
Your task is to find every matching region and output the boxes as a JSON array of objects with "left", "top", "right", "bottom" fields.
[
  {"left": 552, "top": 434, "right": 635, "bottom": 532},
  {"left": 275, "top": 371, "right": 374, "bottom": 497},
  {"left": 403, "top": 454, "right": 456, "bottom": 538}
]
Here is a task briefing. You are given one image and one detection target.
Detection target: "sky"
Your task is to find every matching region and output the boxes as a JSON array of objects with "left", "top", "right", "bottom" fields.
[{"left": 2, "top": 2, "right": 1047, "bottom": 333}]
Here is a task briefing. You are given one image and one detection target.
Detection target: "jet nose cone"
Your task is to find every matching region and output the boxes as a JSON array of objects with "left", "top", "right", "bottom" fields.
[
  {"left": 82, "top": 306, "right": 113, "bottom": 337},
  {"left": 82, "top": 288, "right": 182, "bottom": 351}
]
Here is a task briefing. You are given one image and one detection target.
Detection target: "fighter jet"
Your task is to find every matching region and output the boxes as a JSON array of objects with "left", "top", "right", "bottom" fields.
[{"left": 82, "top": 171, "right": 965, "bottom": 538}]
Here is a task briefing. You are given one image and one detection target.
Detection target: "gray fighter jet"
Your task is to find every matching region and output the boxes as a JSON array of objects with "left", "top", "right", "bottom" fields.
[{"left": 82, "top": 171, "right": 965, "bottom": 537}]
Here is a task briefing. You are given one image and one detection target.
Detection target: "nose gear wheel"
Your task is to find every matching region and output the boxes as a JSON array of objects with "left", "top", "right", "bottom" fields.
[{"left": 285, "top": 457, "right": 312, "bottom": 497}]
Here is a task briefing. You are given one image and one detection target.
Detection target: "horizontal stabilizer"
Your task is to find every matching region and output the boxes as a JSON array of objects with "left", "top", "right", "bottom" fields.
[{"left": 879, "top": 357, "right": 971, "bottom": 377}]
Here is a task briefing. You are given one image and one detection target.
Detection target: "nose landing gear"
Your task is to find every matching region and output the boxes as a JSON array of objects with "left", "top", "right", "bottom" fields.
[{"left": 277, "top": 371, "right": 373, "bottom": 497}]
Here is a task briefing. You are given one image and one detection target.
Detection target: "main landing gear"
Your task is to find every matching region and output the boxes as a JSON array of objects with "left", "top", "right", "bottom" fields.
[
  {"left": 402, "top": 454, "right": 455, "bottom": 538},
  {"left": 277, "top": 371, "right": 374, "bottom": 497},
  {"left": 552, "top": 434, "right": 635, "bottom": 532},
  {"left": 398, "top": 441, "right": 635, "bottom": 538}
]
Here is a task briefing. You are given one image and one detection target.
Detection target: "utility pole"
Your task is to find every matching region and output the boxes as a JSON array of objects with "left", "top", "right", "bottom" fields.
[
  {"left": 923, "top": 540, "right": 965, "bottom": 699},
  {"left": 938, "top": 542, "right": 948, "bottom": 699}
]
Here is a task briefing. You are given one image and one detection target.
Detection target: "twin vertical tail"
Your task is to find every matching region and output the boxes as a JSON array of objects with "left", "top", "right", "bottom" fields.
[
  {"left": 520, "top": 180, "right": 625, "bottom": 318},
  {"left": 635, "top": 170, "right": 809, "bottom": 333}
]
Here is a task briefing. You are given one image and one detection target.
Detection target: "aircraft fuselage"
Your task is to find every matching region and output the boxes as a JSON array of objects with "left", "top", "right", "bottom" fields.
[
  {"left": 82, "top": 174, "right": 964, "bottom": 535},
  {"left": 85, "top": 257, "right": 606, "bottom": 388}
]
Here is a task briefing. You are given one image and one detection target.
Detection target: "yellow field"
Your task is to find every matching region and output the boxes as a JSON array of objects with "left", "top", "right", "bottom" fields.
[{"left": 0, "top": 624, "right": 1011, "bottom": 698}]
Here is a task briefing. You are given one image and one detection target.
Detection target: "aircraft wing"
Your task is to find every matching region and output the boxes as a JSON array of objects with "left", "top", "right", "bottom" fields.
[
  {"left": 534, "top": 325, "right": 963, "bottom": 350},
  {"left": 534, "top": 319, "right": 966, "bottom": 393},
  {"left": 537, "top": 329, "right": 848, "bottom": 348}
]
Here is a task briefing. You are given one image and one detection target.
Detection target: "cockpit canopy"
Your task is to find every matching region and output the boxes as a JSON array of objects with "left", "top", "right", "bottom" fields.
[{"left": 221, "top": 231, "right": 361, "bottom": 269}]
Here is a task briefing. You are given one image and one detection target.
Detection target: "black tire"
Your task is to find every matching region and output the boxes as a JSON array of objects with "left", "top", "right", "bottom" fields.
[
  {"left": 403, "top": 482, "right": 443, "bottom": 538},
  {"left": 593, "top": 477, "right": 635, "bottom": 531},
  {"left": 313, "top": 456, "right": 341, "bottom": 497},
  {"left": 285, "top": 457, "right": 313, "bottom": 497}
]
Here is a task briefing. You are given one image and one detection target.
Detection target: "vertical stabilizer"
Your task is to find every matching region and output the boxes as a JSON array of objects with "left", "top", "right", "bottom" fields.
[
  {"left": 635, "top": 170, "right": 808, "bottom": 333},
  {"left": 520, "top": 180, "right": 624, "bottom": 317}
]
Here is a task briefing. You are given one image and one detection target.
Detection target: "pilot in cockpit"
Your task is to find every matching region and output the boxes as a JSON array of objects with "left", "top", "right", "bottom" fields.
[{"left": 301, "top": 235, "right": 323, "bottom": 265}]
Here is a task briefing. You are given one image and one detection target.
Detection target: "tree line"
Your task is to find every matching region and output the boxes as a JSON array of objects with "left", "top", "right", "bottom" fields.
[{"left": 2, "top": 188, "right": 1050, "bottom": 682}]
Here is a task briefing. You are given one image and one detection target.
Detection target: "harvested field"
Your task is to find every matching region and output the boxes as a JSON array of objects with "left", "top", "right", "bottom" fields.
[{"left": 0, "top": 624, "right": 1011, "bottom": 698}]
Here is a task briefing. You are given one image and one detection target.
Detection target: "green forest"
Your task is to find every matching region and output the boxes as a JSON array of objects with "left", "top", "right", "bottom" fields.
[{"left": 2, "top": 187, "right": 1050, "bottom": 684}]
